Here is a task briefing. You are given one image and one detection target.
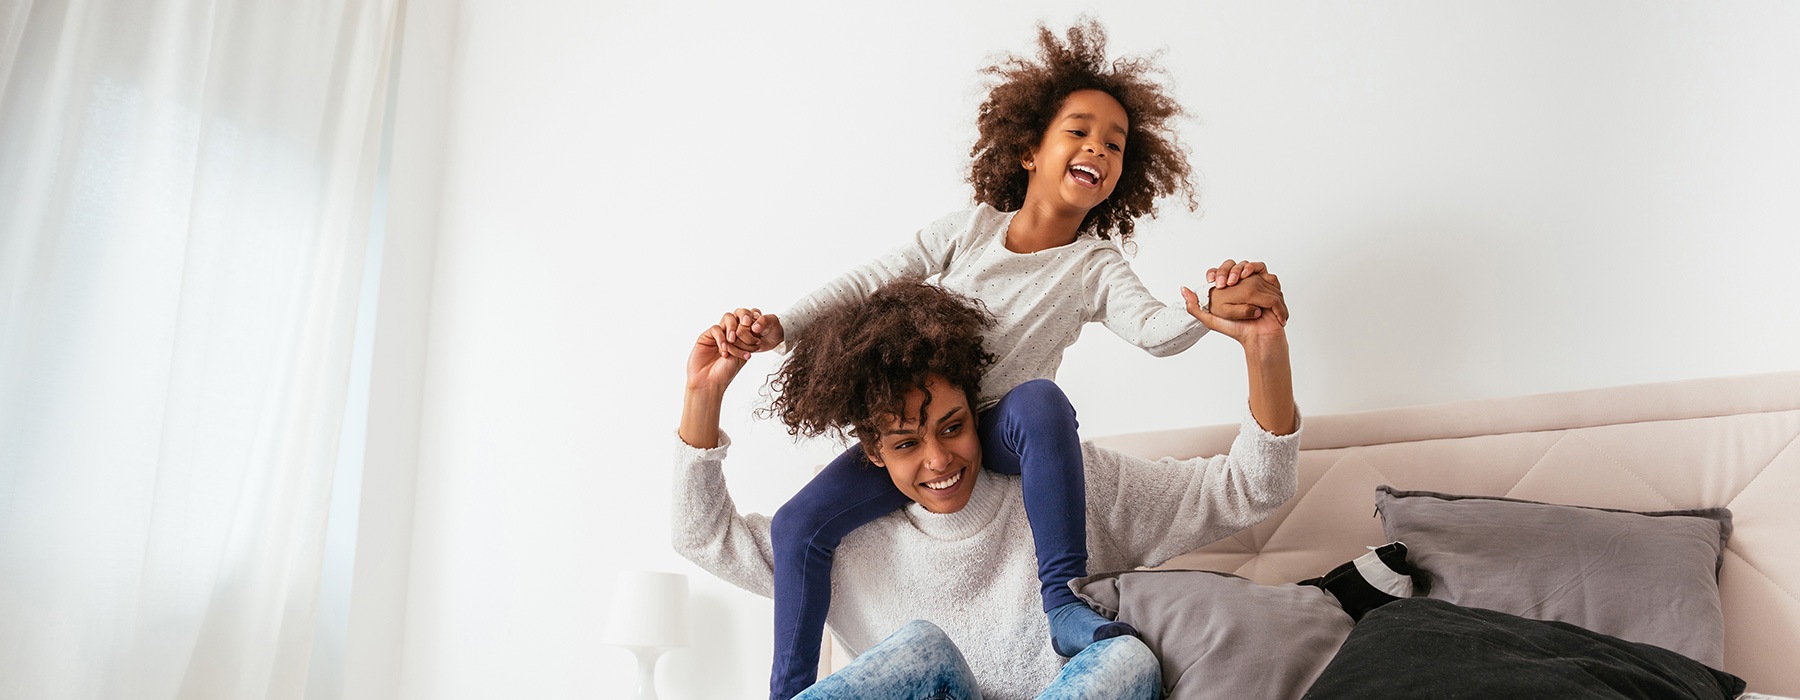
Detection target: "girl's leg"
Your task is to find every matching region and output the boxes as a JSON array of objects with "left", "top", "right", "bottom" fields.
[
  {"left": 794, "top": 620, "right": 981, "bottom": 700},
  {"left": 979, "top": 379, "right": 1135, "bottom": 656},
  {"left": 1034, "top": 635, "right": 1161, "bottom": 700},
  {"left": 769, "top": 446, "right": 913, "bottom": 700}
]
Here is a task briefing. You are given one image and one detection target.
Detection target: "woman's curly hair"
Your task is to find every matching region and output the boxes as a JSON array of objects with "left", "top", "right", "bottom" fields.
[
  {"left": 969, "top": 17, "right": 1198, "bottom": 243},
  {"left": 762, "top": 281, "right": 995, "bottom": 456}
]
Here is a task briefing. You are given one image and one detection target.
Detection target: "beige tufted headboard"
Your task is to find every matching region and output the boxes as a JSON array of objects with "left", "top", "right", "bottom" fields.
[{"left": 1089, "top": 371, "right": 1800, "bottom": 695}]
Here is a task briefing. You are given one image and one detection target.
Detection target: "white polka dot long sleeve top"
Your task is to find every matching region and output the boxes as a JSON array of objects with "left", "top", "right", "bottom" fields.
[{"left": 780, "top": 204, "right": 1207, "bottom": 408}]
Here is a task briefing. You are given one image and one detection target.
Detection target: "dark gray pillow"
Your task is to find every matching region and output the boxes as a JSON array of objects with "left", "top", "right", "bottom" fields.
[
  {"left": 1071, "top": 569, "right": 1353, "bottom": 700},
  {"left": 1375, "top": 485, "right": 1732, "bottom": 667}
]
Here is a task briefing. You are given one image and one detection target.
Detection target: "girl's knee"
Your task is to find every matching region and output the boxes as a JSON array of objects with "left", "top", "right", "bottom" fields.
[{"left": 1010, "top": 378, "right": 1069, "bottom": 405}]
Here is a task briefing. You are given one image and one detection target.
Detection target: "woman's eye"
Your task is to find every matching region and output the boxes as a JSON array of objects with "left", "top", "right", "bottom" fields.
[
  {"left": 942, "top": 423, "right": 962, "bottom": 435},
  {"left": 894, "top": 441, "right": 917, "bottom": 451}
]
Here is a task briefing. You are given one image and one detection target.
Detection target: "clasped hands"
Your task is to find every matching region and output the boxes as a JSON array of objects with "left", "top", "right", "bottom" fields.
[{"left": 702, "top": 259, "right": 1287, "bottom": 362}]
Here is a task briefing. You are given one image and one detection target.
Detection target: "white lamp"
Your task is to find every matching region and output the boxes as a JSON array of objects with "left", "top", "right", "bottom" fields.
[{"left": 602, "top": 571, "right": 689, "bottom": 700}]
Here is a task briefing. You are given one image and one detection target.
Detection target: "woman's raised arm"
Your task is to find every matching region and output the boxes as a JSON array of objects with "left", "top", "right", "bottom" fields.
[
  {"left": 679, "top": 313, "right": 753, "bottom": 449},
  {"left": 1182, "top": 277, "right": 1296, "bottom": 435}
]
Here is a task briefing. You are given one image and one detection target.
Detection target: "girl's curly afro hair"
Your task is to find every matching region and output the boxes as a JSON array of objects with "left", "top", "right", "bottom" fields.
[
  {"left": 762, "top": 281, "right": 995, "bottom": 456},
  {"left": 969, "top": 17, "right": 1198, "bottom": 243}
]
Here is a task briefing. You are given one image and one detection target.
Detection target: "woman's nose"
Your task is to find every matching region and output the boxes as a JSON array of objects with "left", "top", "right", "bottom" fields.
[{"left": 922, "top": 442, "right": 950, "bottom": 472}]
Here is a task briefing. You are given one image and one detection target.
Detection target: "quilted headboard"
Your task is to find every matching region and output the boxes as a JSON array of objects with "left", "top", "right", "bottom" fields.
[{"left": 1090, "top": 371, "right": 1800, "bottom": 695}]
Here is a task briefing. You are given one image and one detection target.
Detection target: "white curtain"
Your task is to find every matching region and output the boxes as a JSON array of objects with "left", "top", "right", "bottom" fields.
[{"left": 0, "top": 1, "right": 402, "bottom": 698}]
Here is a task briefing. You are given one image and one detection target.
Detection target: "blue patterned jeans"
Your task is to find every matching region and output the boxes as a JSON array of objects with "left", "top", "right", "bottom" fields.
[{"left": 795, "top": 620, "right": 1161, "bottom": 700}]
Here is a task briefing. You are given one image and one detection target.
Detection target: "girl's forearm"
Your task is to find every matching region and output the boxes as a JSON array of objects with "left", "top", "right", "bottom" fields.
[
  {"left": 1241, "top": 333, "right": 1297, "bottom": 435},
  {"left": 679, "top": 388, "right": 727, "bottom": 449}
]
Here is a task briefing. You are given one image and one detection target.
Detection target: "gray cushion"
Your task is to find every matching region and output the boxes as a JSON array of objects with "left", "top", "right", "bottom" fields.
[
  {"left": 1375, "top": 485, "right": 1732, "bottom": 667},
  {"left": 1071, "top": 569, "right": 1352, "bottom": 700}
]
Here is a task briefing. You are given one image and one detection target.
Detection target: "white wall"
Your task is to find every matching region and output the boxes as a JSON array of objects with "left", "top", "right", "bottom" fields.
[{"left": 398, "top": 2, "right": 1800, "bottom": 698}]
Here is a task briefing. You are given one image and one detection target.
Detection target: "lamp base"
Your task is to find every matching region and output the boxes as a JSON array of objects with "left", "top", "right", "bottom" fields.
[{"left": 623, "top": 646, "right": 669, "bottom": 700}]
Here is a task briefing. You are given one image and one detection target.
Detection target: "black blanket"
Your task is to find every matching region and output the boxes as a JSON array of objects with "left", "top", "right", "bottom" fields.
[{"left": 1301, "top": 598, "right": 1746, "bottom": 699}]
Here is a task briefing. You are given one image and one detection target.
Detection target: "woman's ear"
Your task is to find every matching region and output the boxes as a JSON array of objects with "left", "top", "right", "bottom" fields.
[{"left": 862, "top": 444, "right": 885, "bottom": 468}]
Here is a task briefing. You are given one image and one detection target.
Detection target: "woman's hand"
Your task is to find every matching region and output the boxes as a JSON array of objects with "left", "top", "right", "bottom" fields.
[
  {"left": 682, "top": 313, "right": 753, "bottom": 449},
  {"left": 689, "top": 313, "right": 752, "bottom": 394},
  {"left": 1182, "top": 274, "right": 1286, "bottom": 345}
]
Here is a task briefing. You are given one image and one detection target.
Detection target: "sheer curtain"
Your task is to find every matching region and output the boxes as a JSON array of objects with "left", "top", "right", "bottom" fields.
[{"left": 0, "top": 1, "right": 404, "bottom": 698}]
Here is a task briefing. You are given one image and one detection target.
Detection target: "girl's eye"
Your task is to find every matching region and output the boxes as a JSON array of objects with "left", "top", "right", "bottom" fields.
[
  {"left": 1107, "top": 143, "right": 1122, "bottom": 152},
  {"left": 1068, "top": 129, "right": 1086, "bottom": 137}
]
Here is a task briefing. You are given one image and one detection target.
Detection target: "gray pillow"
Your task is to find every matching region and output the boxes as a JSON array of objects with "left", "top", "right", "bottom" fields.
[
  {"left": 1375, "top": 485, "right": 1732, "bottom": 667},
  {"left": 1071, "top": 569, "right": 1353, "bottom": 700}
]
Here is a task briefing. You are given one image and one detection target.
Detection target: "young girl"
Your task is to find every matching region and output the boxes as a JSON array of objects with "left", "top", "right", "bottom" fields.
[{"left": 715, "top": 18, "right": 1288, "bottom": 699}]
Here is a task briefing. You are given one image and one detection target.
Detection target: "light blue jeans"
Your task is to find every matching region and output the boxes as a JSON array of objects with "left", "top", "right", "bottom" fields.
[{"left": 795, "top": 620, "right": 1161, "bottom": 700}]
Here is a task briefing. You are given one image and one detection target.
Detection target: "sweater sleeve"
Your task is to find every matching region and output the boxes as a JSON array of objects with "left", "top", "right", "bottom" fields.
[
  {"left": 1083, "top": 411, "right": 1302, "bottom": 571},
  {"left": 778, "top": 209, "right": 969, "bottom": 347},
  {"left": 1083, "top": 246, "right": 1208, "bottom": 357},
  {"left": 669, "top": 431, "right": 777, "bottom": 599}
]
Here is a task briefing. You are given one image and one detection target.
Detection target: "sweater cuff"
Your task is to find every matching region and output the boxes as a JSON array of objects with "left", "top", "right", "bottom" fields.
[
  {"left": 1240, "top": 405, "right": 1303, "bottom": 445},
  {"left": 675, "top": 429, "right": 733, "bottom": 456}
]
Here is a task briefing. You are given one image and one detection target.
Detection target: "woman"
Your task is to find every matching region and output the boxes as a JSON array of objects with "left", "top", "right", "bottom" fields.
[{"left": 673, "top": 280, "right": 1298, "bottom": 698}]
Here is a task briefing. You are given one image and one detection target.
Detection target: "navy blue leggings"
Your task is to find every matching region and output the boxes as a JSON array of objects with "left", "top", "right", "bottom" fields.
[{"left": 766, "top": 379, "right": 1088, "bottom": 700}]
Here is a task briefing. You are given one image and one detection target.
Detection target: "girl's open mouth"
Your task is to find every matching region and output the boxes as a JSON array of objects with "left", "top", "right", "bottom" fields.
[{"left": 1069, "top": 164, "right": 1102, "bottom": 188}]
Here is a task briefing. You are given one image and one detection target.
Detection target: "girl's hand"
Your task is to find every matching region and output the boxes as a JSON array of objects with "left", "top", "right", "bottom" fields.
[
  {"left": 1183, "top": 279, "right": 1287, "bottom": 344},
  {"left": 1205, "top": 259, "right": 1266, "bottom": 288},
  {"left": 749, "top": 314, "right": 784, "bottom": 352},
  {"left": 690, "top": 315, "right": 751, "bottom": 394}
]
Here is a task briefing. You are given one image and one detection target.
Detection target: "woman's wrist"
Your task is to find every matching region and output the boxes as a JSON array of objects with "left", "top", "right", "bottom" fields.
[
  {"left": 1241, "top": 331, "right": 1297, "bottom": 435},
  {"left": 1238, "top": 329, "right": 1289, "bottom": 359},
  {"left": 678, "top": 387, "right": 727, "bottom": 449}
]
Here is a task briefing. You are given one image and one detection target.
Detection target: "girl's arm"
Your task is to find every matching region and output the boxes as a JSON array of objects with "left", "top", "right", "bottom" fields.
[
  {"left": 671, "top": 318, "right": 778, "bottom": 597},
  {"left": 1084, "top": 246, "right": 1208, "bottom": 356},
  {"left": 1085, "top": 249, "right": 1290, "bottom": 358},
  {"left": 776, "top": 208, "right": 976, "bottom": 347}
]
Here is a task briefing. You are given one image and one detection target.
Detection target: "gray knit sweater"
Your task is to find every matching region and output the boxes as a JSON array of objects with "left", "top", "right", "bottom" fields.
[
  {"left": 779, "top": 204, "right": 1207, "bottom": 408},
  {"left": 671, "top": 412, "right": 1301, "bottom": 699}
]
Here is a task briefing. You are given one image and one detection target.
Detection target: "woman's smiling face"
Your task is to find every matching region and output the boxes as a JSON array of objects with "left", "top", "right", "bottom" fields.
[
  {"left": 866, "top": 374, "right": 983, "bottom": 514},
  {"left": 1022, "top": 89, "right": 1129, "bottom": 213}
]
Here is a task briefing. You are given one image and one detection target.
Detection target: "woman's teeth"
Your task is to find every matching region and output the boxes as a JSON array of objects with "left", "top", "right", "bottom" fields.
[{"left": 924, "top": 471, "right": 962, "bottom": 490}]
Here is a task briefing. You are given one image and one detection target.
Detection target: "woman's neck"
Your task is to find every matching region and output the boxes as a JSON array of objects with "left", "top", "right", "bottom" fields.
[{"left": 1004, "top": 197, "right": 1085, "bottom": 253}]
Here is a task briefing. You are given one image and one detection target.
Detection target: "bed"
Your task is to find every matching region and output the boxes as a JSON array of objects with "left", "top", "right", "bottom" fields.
[{"left": 823, "top": 371, "right": 1800, "bottom": 697}]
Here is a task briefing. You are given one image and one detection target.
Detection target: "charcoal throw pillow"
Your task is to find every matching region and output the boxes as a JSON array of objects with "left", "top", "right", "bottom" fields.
[
  {"left": 1300, "top": 598, "right": 1747, "bottom": 699},
  {"left": 1375, "top": 485, "right": 1731, "bottom": 667}
]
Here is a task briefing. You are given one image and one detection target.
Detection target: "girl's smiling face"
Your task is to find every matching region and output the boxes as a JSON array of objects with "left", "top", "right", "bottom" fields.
[
  {"left": 865, "top": 374, "right": 983, "bottom": 514},
  {"left": 1022, "top": 89, "right": 1129, "bottom": 214}
]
